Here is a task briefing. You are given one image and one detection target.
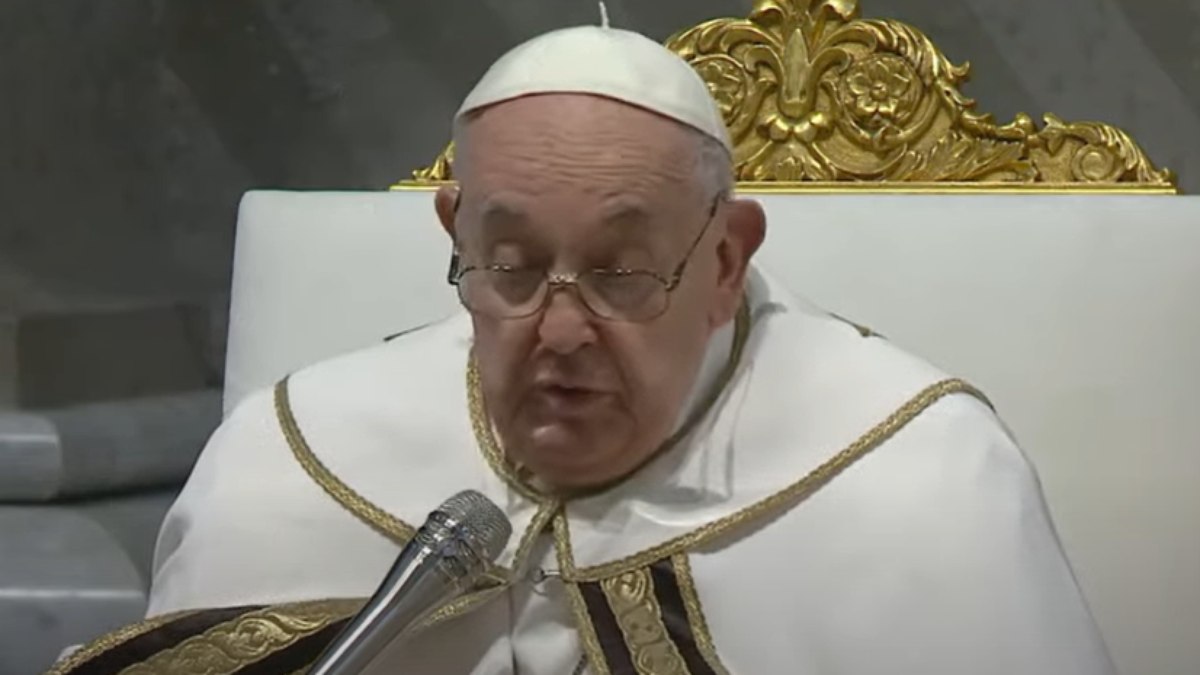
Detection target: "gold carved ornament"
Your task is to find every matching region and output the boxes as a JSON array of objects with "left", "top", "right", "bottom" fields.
[{"left": 396, "top": 0, "right": 1175, "bottom": 193}]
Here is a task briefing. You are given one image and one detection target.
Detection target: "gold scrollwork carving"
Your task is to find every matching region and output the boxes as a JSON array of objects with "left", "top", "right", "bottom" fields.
[
  {"left": 669, "top": 0, "right": 1172, "bottom": 187},
  {"left": 397, "top": 0, "right": 1174, "bottom": 192},
  {"left": 410, "top": 142, "right": 455, "bottom": 183}
]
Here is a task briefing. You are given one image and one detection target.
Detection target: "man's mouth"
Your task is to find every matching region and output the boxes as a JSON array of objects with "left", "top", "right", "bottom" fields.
[{"left": 530, "top": 384, "right": 612, "bottom": 415}]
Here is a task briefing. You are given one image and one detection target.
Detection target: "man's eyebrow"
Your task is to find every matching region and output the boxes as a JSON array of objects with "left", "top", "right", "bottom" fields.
[
  {"left": 600, "top": 203, "right": 653, "bottom": 225},
  {"left": 460, "top": 197, "right": 532, "bottom": 243},
  {"left": 593, "top": 198, "right": 659, "bottom": 236},
  {"left": 477, "top": 197, "right": 529, "bottom": 223}
]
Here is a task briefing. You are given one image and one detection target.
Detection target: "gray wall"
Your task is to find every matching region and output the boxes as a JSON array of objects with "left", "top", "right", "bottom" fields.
[
  {"left": 1, "top": 2, "right": 1197, "bottom": 671},
  {"left": 1, "top": 0, "right": 1198, "bottom": 334}
]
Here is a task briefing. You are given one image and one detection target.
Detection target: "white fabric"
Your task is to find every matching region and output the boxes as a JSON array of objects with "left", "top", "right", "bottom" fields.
[
  {"left": 152, "top": 268, "right": 1112, "bottom": 673},
  {"left": 456, "top": 25, "right": 733, "bottom": 153},
  {"left": 221, "top": 190, "right": 1200, "bottom": 675}
]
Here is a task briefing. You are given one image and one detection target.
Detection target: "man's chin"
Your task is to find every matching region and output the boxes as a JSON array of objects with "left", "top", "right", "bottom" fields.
[{"left": 515, "top": 423, "right": 630, "bottom": 490}]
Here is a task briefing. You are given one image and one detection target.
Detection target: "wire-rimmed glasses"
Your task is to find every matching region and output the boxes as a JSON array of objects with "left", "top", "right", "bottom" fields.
[{"left": 447, "top": 194, "right": 724, "bottom": 323}]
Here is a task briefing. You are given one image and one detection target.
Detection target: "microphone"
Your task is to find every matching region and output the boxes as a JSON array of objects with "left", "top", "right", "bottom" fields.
[{"left": 308, "top": 490, "right": 513, "bottom": 675}]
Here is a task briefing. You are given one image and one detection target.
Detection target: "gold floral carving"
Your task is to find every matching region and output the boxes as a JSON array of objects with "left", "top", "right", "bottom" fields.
[{"left": 397, "top": 0, "right": 1174, "bottom": 192}]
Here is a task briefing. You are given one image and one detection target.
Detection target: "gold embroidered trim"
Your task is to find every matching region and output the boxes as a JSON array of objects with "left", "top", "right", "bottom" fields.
[
  {"left": 601, "top": 567, "right": 691, "bottom": 675},
  {"left": 512, "top": 500, "right": 561, "bottom": 572},
  {"left": 275, "top": 377, "right": 416, "bottom": 544},
  {"left": 467, "top": 357, "right": 547, "bottom": 504},
  {"left": 43, "top": 610, "right": 190, "bottom": 675},
  {"left": 415, "top": 584, "right": 509, "bottom": 632},
  {"left": 556, "top": 512, "right": 614, "bottom": 675},
  {"left": 275, "top": 377, "right": 558, "bottom": 629},
  {"left": 672, "top": 554, "right": 730, "bottom": 675},
  {"left": 556, "top": 378, "right": 989, "bottom": 582},
  {"left": 119, "top": 600, "right": 360, "bottom": 675},
  {"left": 468, "top": 301, "right": 752, "bottom": 502}
]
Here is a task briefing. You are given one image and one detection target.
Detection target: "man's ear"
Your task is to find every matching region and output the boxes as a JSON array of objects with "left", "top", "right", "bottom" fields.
[
  {"left": 711, "top": 197, "right": 766, "bottom": 326},
  {"left": 434, "top": 184, "right": 460, "bottom": 240}
]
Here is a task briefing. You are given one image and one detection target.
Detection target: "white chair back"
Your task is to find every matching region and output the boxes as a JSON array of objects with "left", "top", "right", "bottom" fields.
[{"left": 226, "top": 188, "right": 1200, "bottom": 675}]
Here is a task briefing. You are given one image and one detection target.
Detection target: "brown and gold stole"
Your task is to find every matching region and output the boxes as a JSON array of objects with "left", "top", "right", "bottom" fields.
[
  {"left": 45, "top": 600, "right": 361, "bottom": 675},
  {"left": 569, "top": 555, "right": 729, "bottom": 675}
]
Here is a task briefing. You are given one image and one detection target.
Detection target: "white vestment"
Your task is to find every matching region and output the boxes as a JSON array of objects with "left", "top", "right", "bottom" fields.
[{"left": 144, "top": 267, "right": 1115, "bottom": 674}]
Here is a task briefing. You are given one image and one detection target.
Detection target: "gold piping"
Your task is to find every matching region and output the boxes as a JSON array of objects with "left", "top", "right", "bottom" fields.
[
  {"left": 466, "top": 359, "right": 547, "bottom": 503},
  {"left": 555, "top": 378, "right": 989, "bottom": 582},
  {"left": 414, "top": 584, "right": 509, "bottom": 632},
  {"left": 672, "top": 553, "right": 731, "bottom": 675},
  {"left": 275, "top": 378, "right": 416, "bottom": 544},
  {"left": 556, "top": 513, "right": 614, "bottom": 675},
  {"left": 510, "top": 500, "right": 561, "bottom": 573},
  {"left": 274, "top": 375, "right": 562, "bottom": 629}
]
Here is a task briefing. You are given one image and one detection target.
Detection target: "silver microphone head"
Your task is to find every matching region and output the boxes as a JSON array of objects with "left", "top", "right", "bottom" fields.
[
  {"left": 435, "top": 490, "right": 512, "bottom": 563},
  {"left": 306, "top": 490, "right": 512, "bottom": 675}
]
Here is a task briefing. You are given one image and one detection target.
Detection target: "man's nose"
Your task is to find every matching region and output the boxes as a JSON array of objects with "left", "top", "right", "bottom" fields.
[{"left": 537, "top": 288, "right": 598, "bottom": 354}]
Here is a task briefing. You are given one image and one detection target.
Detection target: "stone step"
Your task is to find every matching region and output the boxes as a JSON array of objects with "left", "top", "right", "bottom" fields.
[{"left": 0, "top": 390, "right": 220, "bottom": 503}]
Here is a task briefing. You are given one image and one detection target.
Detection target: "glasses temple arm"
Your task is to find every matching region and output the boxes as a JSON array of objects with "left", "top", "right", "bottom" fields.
[{"left": 667, "top": 193, "right": 726, "bottom": 288}]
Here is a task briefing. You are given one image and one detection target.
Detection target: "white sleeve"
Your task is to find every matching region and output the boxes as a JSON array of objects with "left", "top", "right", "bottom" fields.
[
  {"left": 703, "top": 393, "right": 1119, "bottom": 675},
  {"left": 144, "top": 386, "right": 393, "bottom": 616},
  {"left": 845, "top": 394, "right": 1118, "bottom": 674}
]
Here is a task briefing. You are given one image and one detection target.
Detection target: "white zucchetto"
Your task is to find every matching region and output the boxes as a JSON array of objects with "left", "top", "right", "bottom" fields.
[{"left": 456, "top": 24, "right": 733, "bottom": 153}]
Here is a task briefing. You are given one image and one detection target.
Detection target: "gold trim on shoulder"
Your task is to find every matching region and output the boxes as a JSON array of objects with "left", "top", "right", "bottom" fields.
[
  {"left": 274, "top": 376, "right": 557, "bottom": 627},
  {"left": 275, "top": 377, "right": 417, "bottom": 544},
  {"left": 466, "top": 358, "right": 549, "bottom": 504},
  {"left": 556, "top": 512, "right": 616, "bottom": 675},
  {"left": 672, "top": 553, "right": 730, "bottom": 675},
  {"left": 555, "top": 378, "right": 990, "bottom": 582},
  {"left": 396, "top": 0, "right": 1173, "bottom": 193}
]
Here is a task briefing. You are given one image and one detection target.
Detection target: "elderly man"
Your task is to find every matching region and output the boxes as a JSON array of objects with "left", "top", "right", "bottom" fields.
[{"left": 52, "top": 22, "right": 1113, "bottom": 675}]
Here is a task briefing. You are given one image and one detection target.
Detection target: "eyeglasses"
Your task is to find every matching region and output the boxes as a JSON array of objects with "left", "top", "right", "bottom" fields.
[{"left": 447, "top": 194, "right": 725, "bottom": 323}]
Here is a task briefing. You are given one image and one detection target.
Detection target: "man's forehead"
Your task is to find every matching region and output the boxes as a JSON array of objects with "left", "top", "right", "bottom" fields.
[{"left": 463, "top": 191, "right": 662, "bottom": 229}]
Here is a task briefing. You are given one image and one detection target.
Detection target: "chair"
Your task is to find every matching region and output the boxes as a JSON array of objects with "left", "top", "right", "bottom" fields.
[{"left": 223, "top": 2, "right": 1199, "bottom": 674}]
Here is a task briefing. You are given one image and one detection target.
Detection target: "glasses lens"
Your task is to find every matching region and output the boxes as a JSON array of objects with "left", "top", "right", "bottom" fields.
[
  {"left": 458, "top": 268, "right": 545, "bottom": 317},
  {"left": 580, "top": 270, "right": 668, "bottom": 321}
]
